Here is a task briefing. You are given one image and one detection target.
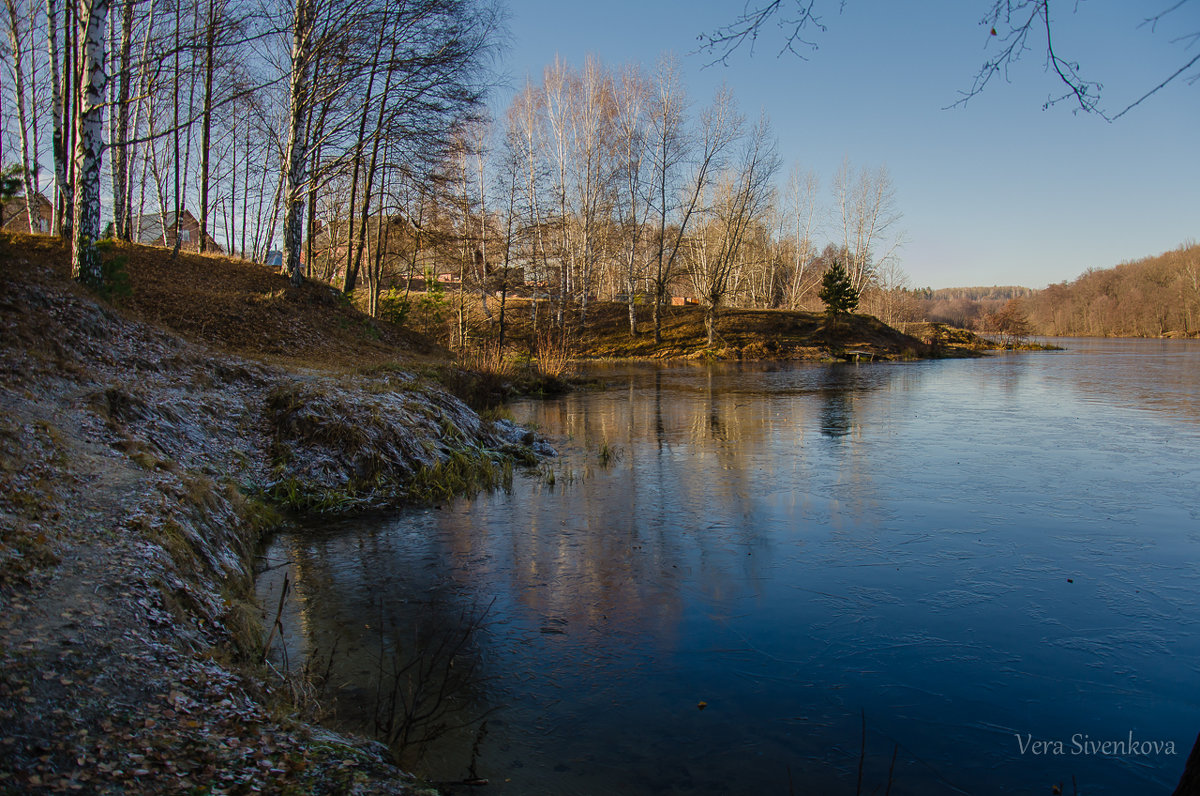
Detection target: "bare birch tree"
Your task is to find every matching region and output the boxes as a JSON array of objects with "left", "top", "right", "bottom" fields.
[
  {"left": 613, "top": 62, "right": 648, "bottom": 334},
  {"left": 43, "top": 0, "right": 66, "bottom": 235},
  {"left": 687, "top": 112, "right": 780, "bottom": 346},
  {"left": 648, "top": 74, "right": 739, "bottom": 343},
  {"left": 832, "top": 159, "right": 902, "bottom": 293},
  {"left": 567, "top": 55, "right": 617, "bottom": 321},
  {"left": 505, "top": 79, "right": 549, "bottom": 332},
  {"left": 4, "top": 0, "right": 39, "bottom": 231},
  {"left": 782, "top": 164, "right": 820, "bottom": 308}
]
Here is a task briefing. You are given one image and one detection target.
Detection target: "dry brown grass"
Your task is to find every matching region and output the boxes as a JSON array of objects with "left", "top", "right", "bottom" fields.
[
  {"left": 0, "top": 232, "right": 443, "bottom": 372},
  {"left": 0, "top": 232, "right": 986, "bottom": 369},
  {"left": 488, "top": 298, "right": 939, "bottom": 361}
]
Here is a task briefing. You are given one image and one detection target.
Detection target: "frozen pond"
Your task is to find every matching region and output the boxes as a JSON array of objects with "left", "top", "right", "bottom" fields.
[{"left": 259, "top": 338, "right": 1200, "bottom": 794}]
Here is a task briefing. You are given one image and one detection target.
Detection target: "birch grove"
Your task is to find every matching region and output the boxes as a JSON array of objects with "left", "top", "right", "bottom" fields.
[
  {"left": 0, "top": 17, "right": 914, "bottom": 333},
  {"left": 0, "top": 0, "right": 501, "bottom": 288}
]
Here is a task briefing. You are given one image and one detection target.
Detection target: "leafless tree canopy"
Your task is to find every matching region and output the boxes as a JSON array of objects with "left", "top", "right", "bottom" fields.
[{"left": 0, "top": 0, "right": 503, "bottom": 281}]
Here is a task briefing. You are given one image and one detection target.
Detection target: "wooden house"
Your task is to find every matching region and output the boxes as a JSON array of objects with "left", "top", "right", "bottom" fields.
[
  {"left": 132, "top": 209, "right": 223, "bottom": 253},
  {"left": 1, "top": 193, "right": 53, "bottom": 234}
]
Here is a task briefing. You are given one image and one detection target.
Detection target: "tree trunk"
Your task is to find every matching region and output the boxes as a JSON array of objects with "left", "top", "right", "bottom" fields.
[
  {"left": 476, "top": 146, "right": 491, "bottom": 318},
  {"left": 198, "top": 0, "right": 216, "bottom": 252},
  {"left": 169, "top": 3, "right": 181, "bottom": 258},
  {"left": 63, "top": 0, "right": 77, "bottom": 241},
  {"left": 343, "top": 28, "right": 387, "bottom": 294},
  {"left": 367, "top": 147, "right": 390, "bottom": 317},
  {"left": 349, "top": 35, "right": 395, "bottom": 295},
  {"left": 173, "top": 0, "right": 199, "bottom": 259},
  {"left": 653, "top": 158, "right": 667, "bottom": 344},
  {"left": 122, "top": 0, "right": 155, "bottom": 242},
  {"left": 227, "top": 119, "right": 236, "bottom": 254},
  {"left": 72, "top": 0, "right": 109, "bottom": 287},
  {"left": 302, "top": 60, "right": 326, "bottom": 278},
  {"left": 44, "top": 0, "right": 66, "bottom": 235},
  {"left": 241, "top": 122, "right": 251, "bottom": 257},
  {"left": 303, "top": 137, "right": 320, "bottom": 277},
  {"left": 4, "top": 0, "right": 38, "bottom": 233},
  {"left": 282, "top": 0, "right": 311, "bottom": 287},
  {"left": 110, "top": 0, "right": 133, "bottom": 239}
]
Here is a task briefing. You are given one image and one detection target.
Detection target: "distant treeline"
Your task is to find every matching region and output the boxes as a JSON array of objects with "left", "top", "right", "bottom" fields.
[
  {"left": 1020, "top": 243, "right": 1200, "bottom": 337},
  {"left": 913, "top": 285, "right": 1035, "bottom": 329}
]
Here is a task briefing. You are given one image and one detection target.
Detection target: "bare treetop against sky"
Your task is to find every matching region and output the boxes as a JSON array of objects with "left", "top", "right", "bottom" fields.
[{"left": 491, "top": 0, "right": 1198, "bottom": 289}]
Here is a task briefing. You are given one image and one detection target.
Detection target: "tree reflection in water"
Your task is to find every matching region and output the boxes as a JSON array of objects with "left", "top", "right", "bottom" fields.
[{"left": 258, "top": 348, "right": 1200, "bottom": 795}]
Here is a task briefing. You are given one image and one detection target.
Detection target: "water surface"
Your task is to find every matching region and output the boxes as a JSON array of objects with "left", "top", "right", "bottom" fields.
[{"left": 259, "top": 338, "right": 1200, "bottom": 794}]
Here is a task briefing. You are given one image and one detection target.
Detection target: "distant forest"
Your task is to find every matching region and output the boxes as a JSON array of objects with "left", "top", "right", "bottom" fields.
[
  {"left": 1020, "top": 243, "right": 1200, "bottom": 338},
  {"left": 911, "top": 244, "right": 1199, "bottom": 339},
  {"left": 914, "top": 285, "right": 1035, "bottom": 330}
]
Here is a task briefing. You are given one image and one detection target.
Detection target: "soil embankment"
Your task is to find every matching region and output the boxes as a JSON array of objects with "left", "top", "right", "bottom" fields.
[{"left": 0, "top": 234, "right": 543, "bottom": 794}]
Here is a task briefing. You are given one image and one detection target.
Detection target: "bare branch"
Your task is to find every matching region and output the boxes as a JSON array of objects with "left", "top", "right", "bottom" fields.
[
  {"left": 694, "top": 0, "right": 828, "bottom": 66},
  {"left": 1111, "top": 50, "right": 1200, "bottom": 119}
]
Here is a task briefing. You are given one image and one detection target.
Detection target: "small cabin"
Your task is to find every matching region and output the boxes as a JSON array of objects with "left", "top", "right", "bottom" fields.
[
  {"left": 132, "top": 209, "right": 223, "bottom": 253},
  {"left": 1, "top": 193, "right": 53, "bottom": 234}
]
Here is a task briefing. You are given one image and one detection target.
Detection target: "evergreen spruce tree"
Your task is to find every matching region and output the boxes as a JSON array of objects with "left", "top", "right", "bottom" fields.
[
  {"left": 0, "top": 166, "right": 24, "bottom": 206},
  {"left": 819, "top": 259, "right": 859, "bottom": 315}
]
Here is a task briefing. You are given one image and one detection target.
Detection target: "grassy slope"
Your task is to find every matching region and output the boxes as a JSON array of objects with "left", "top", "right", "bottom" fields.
[
  {"left": 1, "top": 233, "right": 442, "bottom": 372},
  {"left": 0, "top": 233, "right": 988, "bottom": 366},
  {"left": 496, "top": 298, "right": 989, "bottom": 361}
]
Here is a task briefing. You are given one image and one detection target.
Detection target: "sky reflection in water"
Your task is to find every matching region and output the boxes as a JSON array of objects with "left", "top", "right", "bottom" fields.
[{"left": 260, "top": 339, "right": 1200, "bottom": 795}]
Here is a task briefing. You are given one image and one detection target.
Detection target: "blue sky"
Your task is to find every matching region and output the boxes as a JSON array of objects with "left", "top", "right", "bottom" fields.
[{"left": 489, "top": 0, "right": 1199, "bottom": 289}]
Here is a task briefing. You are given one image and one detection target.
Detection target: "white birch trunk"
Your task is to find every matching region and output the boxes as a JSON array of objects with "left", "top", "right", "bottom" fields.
[
  {"left": 4, "top": 0, "right": 39, "bottom": 233},
  {"left": 71, "top": 0, "right": 108, "bottom": 287}
]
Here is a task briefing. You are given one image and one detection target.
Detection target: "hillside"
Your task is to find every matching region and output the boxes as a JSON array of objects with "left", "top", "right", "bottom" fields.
[
  {"left": 0, "top": 234, "right": 991, "bottom": 369},
  {"left": 492, "top": 298, "right": 991, "bottom": 361},
  {"left": 2, "top": 233, "right": 443, "bottom": 371},
  {"left": 0, "top": 232, "right": 546, "bottom": 794},
  {"left": 1019, "top": 243, "right": 1200, "bottom": 338}
]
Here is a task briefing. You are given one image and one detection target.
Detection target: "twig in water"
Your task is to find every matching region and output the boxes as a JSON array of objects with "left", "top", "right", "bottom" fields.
[
  {"left": 260, "top": 573, "right": 290, "bottom": 663},
  {"left": 468, "top": 719, "right": 488, "bottom": 781}
]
